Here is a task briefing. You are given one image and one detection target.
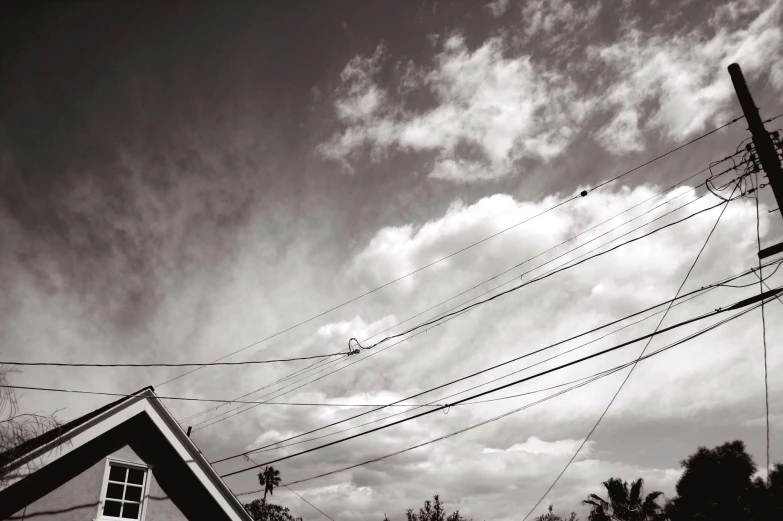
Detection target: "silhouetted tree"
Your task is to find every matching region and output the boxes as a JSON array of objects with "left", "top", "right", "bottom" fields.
[
  {"left": 391, "top": 495, "right": 471, "bottom": 521},
  {"left": 664, "top": 440, "right": 760, "bottom": 521},
  {"left": 534, "top": 504, "right": 579, "bottom": 521},
  {"left": 762, "top": 463, "right": 783, "bottom": 518},
  {"left": 258, "top": 466, "right": 282, "bottom": 506},
  {"left": 244, "top": 499, "right": 302, "bottom": 521},
  {"left": 583, "top": 478, "right": 663, "bottom": 520},
  {"left": 0, "top": 366, "right": 62, "bottom": 485}
]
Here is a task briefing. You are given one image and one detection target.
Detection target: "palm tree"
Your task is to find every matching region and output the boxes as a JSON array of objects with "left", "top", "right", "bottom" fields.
[
  {"left": 583, "top": 478, "right": 663, "bottom": 521},
  {"left": 258, "top": 466, "right": 282, "bottom": 506}
]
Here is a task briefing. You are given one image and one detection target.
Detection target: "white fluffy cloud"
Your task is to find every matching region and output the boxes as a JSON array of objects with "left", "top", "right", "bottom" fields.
[
  {"left": 487, "top": 0, "right": 510, "bottom": 17},
  {"left": 320, "top": 0, "right": 783, "bottom": 180},
  {"left": 319, "top": 34, "right": 589, "bottom": 182},
  {"left": 222, "top": 180, "right": 781, "bottom": 519},
  {"left": 594, "top": 0, "right": 783, "bottom": 153}
]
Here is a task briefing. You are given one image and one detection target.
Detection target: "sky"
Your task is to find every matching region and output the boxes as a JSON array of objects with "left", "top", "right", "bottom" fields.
[{"left": 2, "top": 0, "right": 783, "bottom": 519}]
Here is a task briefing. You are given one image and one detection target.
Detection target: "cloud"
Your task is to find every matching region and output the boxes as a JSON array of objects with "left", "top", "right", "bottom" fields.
[
  {"left": 519, "top": 0, "right": 601, "bottom": 49},
  {"left": 317, "top": 315, "right": 398, "bottom": 341},
  {"left": 319, "top": 34, "right": 590, "bottom": 183},
  {"left": 484, "top": 435, "right": 595, "bottom": 456},
  {"left": 486, "top": 0, "right": 510, "bottom": 18},
  {"left": 593, "top": 0, "right": 783, "bottom": 153},
  {"left": 334, "top": 44, "right": 388, "bottom": 124},
  {"left": 320, "top": 0, "right": 783, "bottom": 179}
]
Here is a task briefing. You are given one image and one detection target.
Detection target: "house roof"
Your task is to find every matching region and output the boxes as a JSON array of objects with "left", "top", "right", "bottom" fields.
[
  {"left": 0, "top": 386, "right": 152, "bottom": 469},
  {"left": 0, "top": 386, "right": 252, "bottom": 521}
]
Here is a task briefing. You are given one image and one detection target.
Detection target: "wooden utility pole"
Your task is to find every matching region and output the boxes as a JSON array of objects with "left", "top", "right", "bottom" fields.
[
  {"left": 729, "top": 63, "right": 783, "bottom": 259},
  {"left": 728, "top": 63, "right": 783, "bottom": 218}
]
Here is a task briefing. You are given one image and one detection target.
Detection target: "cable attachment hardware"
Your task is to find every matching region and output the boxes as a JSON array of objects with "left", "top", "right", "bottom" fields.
[
  {"left": 580, "top": 190, "right": 588, "bottom": 197},
  {"left": 348, "top": 338, "right": 365, "bottom": 353},
  {"left": 442, "top": 404, "right": 451, "bottom": 415}
]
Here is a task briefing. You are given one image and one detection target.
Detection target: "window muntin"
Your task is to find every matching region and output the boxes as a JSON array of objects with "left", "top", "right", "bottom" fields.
[{"left": 101, "top": 462, "right": 147, "bottom": 520}]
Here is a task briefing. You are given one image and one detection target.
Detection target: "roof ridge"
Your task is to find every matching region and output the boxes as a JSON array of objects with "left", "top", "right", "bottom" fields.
[{"left": 0, "top": 386, "right": 154, "bottom": 470}]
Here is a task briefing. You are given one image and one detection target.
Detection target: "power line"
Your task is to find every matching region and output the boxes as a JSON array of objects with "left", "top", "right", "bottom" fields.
[
  {"left": 234, "top": 299, "right": 765, "bottom": 490},
  {"left": 192, "top": 308, "right": 475, "bottom": 432},
  {"left": 0, "top": 352, "right": 345, "bottom": 368},
  {"left": 178, "top": 356, "right": 347, "bottom": 424},
  {"left": 206, "top": 194, "right": 764, "bottom": 447},
  {"left": 208, "top": 271, "right": 717, "bottom": 454},
  {"left": 284, "top": 485, "right": 336, "bottom": 521},
  {"left": 157, "top": 117, "right": 742, "bottom": 388},
  {"left": 588, "top": 115, "right": 743, "bottom": 193},
  {"left": 155, "top": 195, "right": 578, "bottom": 388},
  {"left": 0, "top": 385, "right": 442, "bottom": 408},
  {"left": 357, "top": 161, "right": 746, "bottom": 353},
  {"left": 178, "top": 158, "right": 744, "bottom": 428},
  {"left": 521, "top": 179, "right": 740, "bottom": 520},
  {"left": 351, "top": 196, "right": 732, "bottom": 354},
  {"left": 753, "top": 169, "right": 771, "bottom": 483},
  {"left": 218, "top": 286, "right": 781, "bottom": 478},
  {"left": 190, "top": 354, "right": 366, "bottom": 429},
  {"left": 247, "top": 258, "right": 782, "bottom": 457},
  {"left": 198, "top": 187, "right": 742, "bottom": 433},
  {"left": 764, "top": 112, "right": 783, "bottom": 124},
  {"left": 237, "top": 453, "right": 337, "bottom": 521},
  {"left": 243, "top": 283, "right": 725, "bottom": 457},
  {"left": 359, "top": 162, "right": 736, "bottom": 347}
]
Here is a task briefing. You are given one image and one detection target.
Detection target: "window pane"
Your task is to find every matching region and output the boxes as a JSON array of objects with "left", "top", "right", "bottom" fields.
[
  {"left": 106, "top": 483, "right": 124, "bottom": 500},
  {"left": 127, "top": 468, "right": 145, "bottom": 485},
  {"left": 103, "top": 500, "right": 122, "bottom": 517},
  {"left": 121, "top": 502, "right": 140, "bottom": 519},
  {"left": 108, "top": 465, "right": 127, "bottom": 482},
  {"left": 124, "top": 484, "right": 142, "bottom": 502}
]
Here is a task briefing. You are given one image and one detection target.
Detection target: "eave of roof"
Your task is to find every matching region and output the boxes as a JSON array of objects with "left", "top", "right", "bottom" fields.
[{"left": 0, "top": 386, "right": 154, "bottom": 470}]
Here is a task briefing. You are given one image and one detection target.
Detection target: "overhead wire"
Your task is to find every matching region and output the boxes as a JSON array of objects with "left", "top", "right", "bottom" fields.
[
  {"left": 521, "top": 178, "right": 741, "bottom": 520},
  {"left": 156, "top": 116, "right": 743, "bottom": 388},
  {"left": 188, "top": 180, "right": 704, "bottom": 428},
  {"left": 284, "top": 299, "right": 768, "bottom": 488},
  {"left": 199, "top": 182, "right": 750, "bottom": 434},
  {"left": 0, "top": 352, "right": 346, "bottom": 368},
  {"left": 243, "top": 257, "right": 783, "bottom": 458},
  {"left": 754, "top": 168, "right": 771, "bottom": 483},
  {"left": 360, "top": 159, "right": 742, "bottom": 348},
  {"left": 241, "top": 281, "right": 728, "bottom": 457},
  {"left": 178, "top": 355, "right": 349, "bottom": 424},
  {"left": 155, "top": 195, "right": 580, "bottom": 388},
  {"left": 0, "top": 385, "right": 443, "bottom": 408},
  {"left": 178, "top": 156, "right": 746, "bottom": 428},
  {"left": 218, "top": 259, "right": 779, "bottom": 462},
  {"left": 197, "top": 195, "right": 719, "bottom": 433},
  {"left": 283, "top": 485, "right": 336, "bottom": 521},
  {"left": 238, "top": 452, "right": 337, "bottom": 521},
  {"left": 193, "top": 192, "right": 705, "bottom": 429},
  {"left": 263, "top": 301, "right": 764, "bottom": 490},
  {"left": 224, "top": 290, "right": 774, "bottom": 481},
  {"left": 349, "top": 194, "right": 722, "bottom": 354}
]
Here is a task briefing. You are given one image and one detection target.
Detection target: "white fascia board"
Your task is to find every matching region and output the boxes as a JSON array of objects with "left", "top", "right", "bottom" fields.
[{"left": 5, "top": 391, "right": 250, "bottom": 521}]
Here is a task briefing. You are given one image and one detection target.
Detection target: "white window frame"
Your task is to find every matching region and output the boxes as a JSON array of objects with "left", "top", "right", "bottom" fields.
[{"left": 96, "top": 457, "right": 151, "bottom": 521}]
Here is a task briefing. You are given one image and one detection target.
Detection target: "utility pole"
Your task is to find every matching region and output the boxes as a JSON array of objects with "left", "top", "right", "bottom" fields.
[
  {"left": 729, "top": 63, "right": 783, "bottom": 258},
  {"left": 728, "top": 63, "right": 783, "bottom": 218}
]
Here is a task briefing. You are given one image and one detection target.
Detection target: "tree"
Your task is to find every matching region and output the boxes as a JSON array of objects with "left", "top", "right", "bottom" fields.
[
  {"left": 583, "top": 478, "right": 663, "bottom": 521},
  {"left": 535, "top": 505, "right": 579, "bottom": 521},
  {"left": 0, "top": 365, "right": 62, "bottom": 486},
  {"left": 664, "top": 440, "right": 760, "bottom": 521},
  {"left": 761, "top": 462, "right": 783, "bottom": 518},
  {"left": 258, "top": 466, "right": 282, "bottom": 506},
  {"left": 243, "top": 499, "right": 302, "bottom": 521},
  {"left": 392, "top": 495, "right": 471, "bottom": 521}
]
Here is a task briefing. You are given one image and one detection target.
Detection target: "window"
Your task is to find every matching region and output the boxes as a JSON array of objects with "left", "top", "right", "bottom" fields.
[{"left": 100, "top": 461, "right": 148, "bottom": 520}]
